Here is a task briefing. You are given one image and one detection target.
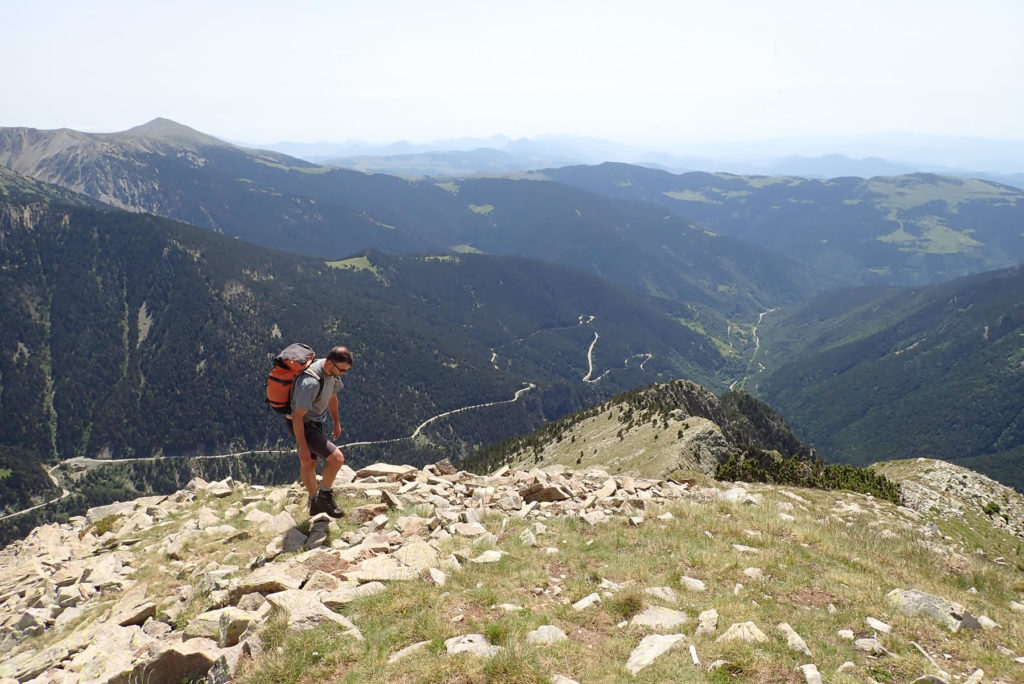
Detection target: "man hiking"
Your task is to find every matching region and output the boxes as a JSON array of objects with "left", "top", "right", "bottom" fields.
[{"left": 287, "top": 345, "right": 353, "bottom": 518}]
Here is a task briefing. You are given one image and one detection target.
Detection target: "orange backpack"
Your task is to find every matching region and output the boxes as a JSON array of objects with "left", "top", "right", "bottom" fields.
[{"left": 266, "top": 343, "right": 316, "bottom": 414}]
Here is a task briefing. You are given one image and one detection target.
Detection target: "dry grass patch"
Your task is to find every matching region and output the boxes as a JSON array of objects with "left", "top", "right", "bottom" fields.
[{"left": 229, "top": 481, "right": 1024, "bottom": 684}]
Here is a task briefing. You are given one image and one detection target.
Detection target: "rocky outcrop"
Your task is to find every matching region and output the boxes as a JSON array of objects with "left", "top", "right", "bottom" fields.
[
  {"left": 0, "top": 463, "right": 714, "bottom": 682},
  {"left": 0, "top": 459, "right": 1018, "bottom": 683},
  {"left": 884, "top": 458, "right": 1024, "bottom": 540}
]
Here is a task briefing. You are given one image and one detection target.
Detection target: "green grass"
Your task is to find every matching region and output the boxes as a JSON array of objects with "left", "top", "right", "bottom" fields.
[
  {"left": 877, "top": 216, "right": 984, "bottom": 255},
  {"left": 229, "top": 479, "right": 1024, "bottom": 683},
  {"left": 663, "top": 190, "right": 723, "bottom": 204},
  {"left": 450, "top": 244, "right": 483, "bottom": 254},
  {"left": 866, "top": 177, "right": 1021, "bottom": 212},
  {"left": 19, "top": 463, "right": 1022, "bottom": 684},
  {"left": 325, "top": 256, "right": 382, "bottom": 279},
  {"left": 250, "top": 159, "right": 334, "bottom": 174}
]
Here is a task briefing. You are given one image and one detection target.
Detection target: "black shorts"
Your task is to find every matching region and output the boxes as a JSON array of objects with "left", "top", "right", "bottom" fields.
[{"left": 286, "top": 420, "right": 338, "bottom": 461}]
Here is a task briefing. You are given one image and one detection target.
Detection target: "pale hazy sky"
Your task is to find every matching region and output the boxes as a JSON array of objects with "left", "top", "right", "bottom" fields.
[{"left": 3, "top": 0, "right": 1023, "bottom": 149}]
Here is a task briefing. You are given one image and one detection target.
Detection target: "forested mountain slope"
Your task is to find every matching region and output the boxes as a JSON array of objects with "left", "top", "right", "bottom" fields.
[
  {"left": 0, "top": 120, "right": 824, "bottom": 318},
  {"left": 543, "top": 162, "right": 1024, "bottom": 287},
  {"left": 752, "top": 265, "right": 1024, "bottom": 490},
  {"left": 0, "top": 169, "right": 734, "bottom": 515}
]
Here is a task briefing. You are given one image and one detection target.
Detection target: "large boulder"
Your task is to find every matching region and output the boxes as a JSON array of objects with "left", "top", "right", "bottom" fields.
[{"left": 886, "top": 589, "right": 981, "bottom": 632}]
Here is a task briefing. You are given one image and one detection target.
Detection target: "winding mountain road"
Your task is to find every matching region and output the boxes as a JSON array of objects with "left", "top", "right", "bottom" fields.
[
  {"left": 730, "top": 308, "right": 776, "bottom": 391},
  {"left": 3, "top": 312, "right": 652, "bottom": 521},
  {"left": 340, "top": 382, "right": 537, "bottom": 448}
]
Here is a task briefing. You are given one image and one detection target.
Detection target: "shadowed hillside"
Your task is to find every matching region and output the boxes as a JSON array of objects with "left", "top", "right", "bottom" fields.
[
  {"left": 752, "top": 265, "right": 1024, "bottom": 490},
  {"left": 0, "top": 121, "right": 825, "bottom": 319}
]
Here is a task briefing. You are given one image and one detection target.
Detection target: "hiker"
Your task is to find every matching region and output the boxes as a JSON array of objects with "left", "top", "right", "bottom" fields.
[{"left": 287, "top": 345, "right": 353, "bottom": 518}]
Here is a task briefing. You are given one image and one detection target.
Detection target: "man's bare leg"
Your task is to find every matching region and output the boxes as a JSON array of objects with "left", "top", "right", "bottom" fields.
[
  {"left": 320, "top": 449, "right": 345, "bottom": 489},
  {"left": 298, "top": 454, "right": 319, "bottom": 497}
]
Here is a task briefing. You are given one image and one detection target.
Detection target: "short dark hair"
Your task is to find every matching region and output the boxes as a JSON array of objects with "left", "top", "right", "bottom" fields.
[{"left": 326, "top": 346, "right": 353, "bottom": 365}]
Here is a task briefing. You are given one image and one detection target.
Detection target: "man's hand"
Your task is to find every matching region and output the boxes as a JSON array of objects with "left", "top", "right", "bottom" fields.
[{"left": 333, "top": 423, "right": 342, "bottom": 440}]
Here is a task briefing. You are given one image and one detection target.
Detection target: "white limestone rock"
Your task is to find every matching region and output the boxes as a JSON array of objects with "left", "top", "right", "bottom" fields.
[
  {"left": 626, "top": 633, "right": 685, "bottom": 675},
  {"left": 572, "top": 593, "right": 601, "bottom": 611},
  {"left": 630, "top": 606, "right": 689, "bottom": 630},
  {"left": 777, "top": 622, "right": 811, "bottom": 655},
  {"left": 444, "top": 633, "right": 502, "bottom": 657},
  {"left": 526, "top": 625, "right": 568, "bottom": 645},
  {"left": 715, "top": 621, "right": 768, "bottom": 644}
]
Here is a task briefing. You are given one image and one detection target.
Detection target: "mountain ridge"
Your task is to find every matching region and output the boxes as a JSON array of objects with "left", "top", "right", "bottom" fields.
[{"left": 0, "top": 123, "right": 823, "bottom": 319}]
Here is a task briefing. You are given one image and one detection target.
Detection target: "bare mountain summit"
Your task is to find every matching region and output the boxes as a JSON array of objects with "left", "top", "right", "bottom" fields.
[{"left": 1, "top": 457, "right": 1021, "bottom": 682}]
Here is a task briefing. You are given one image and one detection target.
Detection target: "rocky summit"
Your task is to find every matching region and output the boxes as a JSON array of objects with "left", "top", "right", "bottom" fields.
[{"left": 1, "top": 459, "right": 1023, "bottom": 683}]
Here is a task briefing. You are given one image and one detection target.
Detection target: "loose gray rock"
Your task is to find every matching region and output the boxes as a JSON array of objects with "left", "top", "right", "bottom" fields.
[
  {"left": 572, "top": 593, "right": 601, "bottom": 610},
  {"left": 680, "top": 576, "right": 706, "bottom": 592},
  {"left": 230, "top": 561, "right": 308, "bottom": 599},
  {"left": 304, "top": 516, "right": 331, "bottom": 550},
  {"left": 799, "top": 663, "right": 822, "bottom": 684},
  {"left": 715, "top": 621, "right": 768, "bottom": 644},
  {"left": 887, "top": 589, "right": 981, "bottom": 632},
  {"left": 106, "top": 584, "right": 156, "bottom": 627},
  {"left": 129, "top": 636, "right": 223, "bottom": 684},
  {"left": 853, "top": 637, "right": 891, "bottom": 656},
  {"left": 388, "top": 640, "right": 430, "bottom": 664},
  {"left": 348, "top": 555, "right": 418, "bottom": 582},
  {"left": 777, "top": 622, "right": 811, "bottom": 655},
  {"left": 519, "top": 484, "right": 571, "bottom": 503},
  {"left": 356, "top": 463, "right": 418, "bottom": 480},
  {"left": 469, "top": 550, "right": 506, "bottom": 564},
  {"left": 696, "top": 608, "right": 719, "bottom": 636},
  {"left": 265, "top": 590, "right": 363, "bottom": 640},
  {"left": 320, "top": 581, "right": 387, "bottom": 609},
  {"left": 526, "top": 625, "right": 568, "bottom": 645},
  {"left": 626, "top": 633, "right": 685, "bottom": 675},
  {"left": 218, "top": 608, "right": 260, "bottom": 647},
  {"left": 394, "top": 540, "right": 441, "bottom": 571},
  {"left": 978, "top": 615, "right": 1000, "bottom": 630},
  {"left": 865, "top": 616, "right": 892, "bottom": 634},
  {"left": 644, "top": 586, "right": 678, "bottom": 603},
  {"left": 445, "top": 633, "right": 502, "bottom": 657},
  {"left": 630, "top": 606, "right": 689, "bottom": 630}
]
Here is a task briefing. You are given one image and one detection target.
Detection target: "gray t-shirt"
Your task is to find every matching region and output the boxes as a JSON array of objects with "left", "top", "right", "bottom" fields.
[{"left": 290, "top": 359, "right": 344, "bottom": 428}]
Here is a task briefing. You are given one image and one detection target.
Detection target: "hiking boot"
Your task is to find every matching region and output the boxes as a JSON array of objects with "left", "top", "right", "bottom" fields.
[{"left": 309, "top": 489, "right": 345, "bottom": 519}]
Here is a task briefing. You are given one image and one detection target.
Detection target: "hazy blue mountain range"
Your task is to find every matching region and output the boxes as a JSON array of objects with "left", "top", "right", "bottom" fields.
[
  {"left": 751, "top": 265, "right": 1024, "bottom": 490},
  {"left": 0, "top": 166, "right": 734, "bottom": 515},
  {"left": 299, "top": 149, "right": 1024, "bottom": 188},
  {"left": 254, "top": 131, "right": 1024, "bottom": 182},
  {"left": 318, "top": 148, "right": 574, "bottom": 177},
  {"left": 255, "top": 133, "right": 642, "bottom": 168},
  {"left": 542, "top": 162, "right": 1024, "bottom": 287},
  {"left": 0, "top": 119, "right": 824, "bottom": 320}
]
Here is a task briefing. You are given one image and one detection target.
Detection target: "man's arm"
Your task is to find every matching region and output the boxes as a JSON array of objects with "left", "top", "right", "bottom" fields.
[
  {"left": 329, "top": 394, "right": 341, "bottom": 439},
  {"left": 291, "top": 408, "right": 311, "bottom": 461}
]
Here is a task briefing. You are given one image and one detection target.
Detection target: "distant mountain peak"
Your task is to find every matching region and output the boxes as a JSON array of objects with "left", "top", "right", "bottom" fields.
[{"left": 117, "top": 117, "right": 228, "bottom": 148}]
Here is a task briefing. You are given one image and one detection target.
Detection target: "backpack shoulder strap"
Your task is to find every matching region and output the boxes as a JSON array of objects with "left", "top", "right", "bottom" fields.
[{"left": 301, "top": 361, "right": 328, "bottom": 401}]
